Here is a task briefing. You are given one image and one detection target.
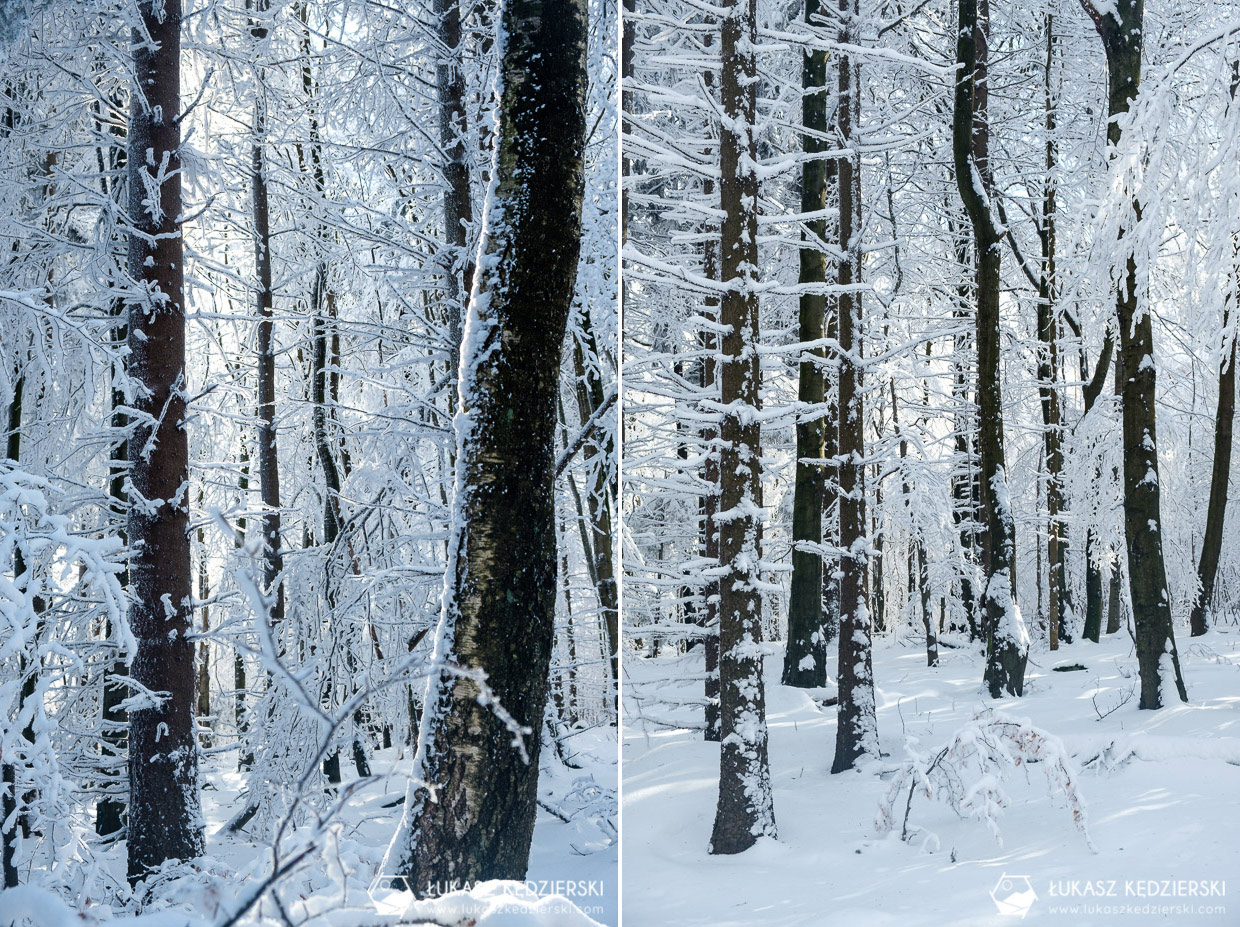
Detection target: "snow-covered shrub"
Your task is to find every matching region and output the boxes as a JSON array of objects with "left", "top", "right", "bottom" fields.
[{"left": 876, "top": 710, "right": 1095, "bottom": 851}]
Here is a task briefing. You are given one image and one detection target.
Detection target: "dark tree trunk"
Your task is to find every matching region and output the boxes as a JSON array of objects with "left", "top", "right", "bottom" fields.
[
  {"left": 386, "top": 0, "right": 588, "bottom": 887},
  {"left": 955, "top": 0, "right": 1027, "bottom": 697},
  {"left": 252, "top": 5, "right": 286, "bottom": 638},
  {"left": 125, "top": 0, "right": 204, "bottom": 882},
  {"left": 831, "top": 0, "right": 876, "bottom": 773},
  {"left": 2, "top": 365, "right": 29, "bottom": 886},
  {"left": 1191, "top": 304, "right": 1235, "bottom": 636},
  {"left": 436, "top": 0, "right": 474, "bottom": 356},
  {"left": 96, "top": 104, "right": 129, "bottom": 840},
  {"left": 784, "top": 0, "right": 832, "bottom": 689},
  {"left": 570, "top": 321, "right": 618, "bottom": 698},
  {"left": 1083, "top": 0, "right": 1187, "bottom": 708},
  {"left": 196, "top": 523, "right": 211, "bottom": 747},
  {"left": 234, "top": 445, "right": 252, "bottom": 770},
  {"left": 1080, "top": 328, "right": 1114, "bottom": 642},
  {"left": 949, "top": 221, "right": 979, "bottom": 641},
  {"left": 700, "top": 164, "right": 722, "bottom": 742},
  {"left": 894, "top": 383, "right": 935, "bottom": 667},
  {"left": 708, "top": 0, "right": 776, "bottom": 851},
  {"left": 1038, "top": 12, "right": 1069, "bottom": 649}
]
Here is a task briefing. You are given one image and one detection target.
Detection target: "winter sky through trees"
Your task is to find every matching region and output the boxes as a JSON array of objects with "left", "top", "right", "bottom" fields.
[{"left": 1, "top": 0, "right": 1240, "bottom": 925}]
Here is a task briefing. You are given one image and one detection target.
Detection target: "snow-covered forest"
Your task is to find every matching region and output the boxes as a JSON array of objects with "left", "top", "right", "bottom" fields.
[
  {"left": 622, "top": 0, "right": 1240, "bottom": 922},
  {"left": 0, "top": 0, "right": 617, "bottom": 924},
  {"left": 5, "top": 0, "right": 1240, "bottom": 923}
]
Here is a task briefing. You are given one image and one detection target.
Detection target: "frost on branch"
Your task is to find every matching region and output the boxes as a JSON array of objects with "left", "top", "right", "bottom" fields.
[{"left": 876, "top": 710, "right": 1095, "bottom": 853}]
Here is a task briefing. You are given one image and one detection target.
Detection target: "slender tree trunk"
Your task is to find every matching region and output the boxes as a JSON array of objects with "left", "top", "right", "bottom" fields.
[
  {"left": 436, "top": 0, "right": 474, "bottom": 357},
  {"left": 708, "top": 0, "right": 776, "bottom": 850},
  {"left": 125, "top": 0, "right": 203, "bottom": 881},
  {"left": 1083, "top": 0, "right": 1187, "bottom": 707},
  {"left": 1190, "top": 66, "right": 1239, "bottom": 639},
  {"left": 571, "top": 323, "right": 618, "bottom": 698},
  {"left": 700, "top": 164, "right": 722, "bottom": 742},
  {"left": 196, "top": 523, "right": 211, "bottom": 747},
  {"left": 96, "top": 106, "right": 129, "bottom": 840},
  {"left": 235, "top": 445, "right": 252, "bottom": 770},
  {"left": 1038, "top": 11, "right": 1069, "bottom": 650},
  {"left": 384, "top": 0, "right": 588, "bottom": 887},
  {"left": 831, "top": 0, "right": 876, "bottom": 773},
  {"left": 784, "top": 0, "right": 831, "bottom": 688},
  {"left": 252, "top": 4, "right": 286, "bottom": 641},
  {"left": 955, "top": 0, "right": 1027, "bottom": 697},
  {"left": 949, "top": 221, "right": 979, "bottom": 640},
  {"left": 1191, "top": 302, "right": 1235, "bottom": 636},
  {"left": 2, "top": 366, "right": 27, "bottom": 886},
  {"left": 1080, "top": 326, "right": 1115, "bottom": 642}
]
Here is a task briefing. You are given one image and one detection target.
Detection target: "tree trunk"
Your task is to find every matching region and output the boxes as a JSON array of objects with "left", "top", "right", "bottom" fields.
[
  {"left": 196, "top": 523, "right": 211, "bottom": 748},
  {"left": 700, "top": 164, "right": 722, "bottom": 742},
  {"left": 708, "top": 0, "right": 777, "bottom": 851},
  {"left": 949, "top": 220, "right": 979, "bottom": 641},
  {"left": 252, "top": 4, "right": 286, "bottom": 640},
  {"left": 1080, "top": 322, "right": 1115, "bottom": 642},
  {"left": 125, "top": 0, "right": 204, "bottom": 882},
  {"left": 384, "top": 0, "right": 588, "bottom": 888},
  {"left": 436, "top": 0, "right": 474, "bottom": 358},
  {"left": 1084, "top": 0, "right": 1187, "bottom": 707},
  {"left": 954, "top": 0, "right": 1027, "bottom": 697},
  {"left": 235, "top": 444, "right": 252, "bottom": 770},
  {"left": 96, "top": 102, "right": 129, "bottom": 840},
  {"left": 831, "top": 0, "right": 876, "bottom": 773},
  {"left": 1191, "top": 302, "right": 1235, "bottom": 637},
  {"left": 1038, "top": 11, "right": 1069, "bottom": 650},
  {"left": 784, "top": 0, "right": 831, "bottom": 689},
  {"left": 570, "top": 322, "right": 618, "bottom": 698}
]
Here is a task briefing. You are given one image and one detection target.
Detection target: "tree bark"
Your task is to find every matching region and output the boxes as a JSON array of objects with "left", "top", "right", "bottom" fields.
[
  {"left": 954, "top": 0, "right": 1027, "bottom": 697},
  {"left": 700, "top": 156, "right": 722, "bottom": 741},
  {"left": 1082, "top": 0, "right": 1187, "bottom": 707},
  {"left": 252, "top": 5, "right": 285, "bottom": 640},
  {"left": 384, "top": 0, "right": 588, "bottom": 887},
  {"left": 1038, "top": 12, "right": 1069, "bottom": 650},
  {"left": 784, "top": 0, "right": 832, "bottom": 689},
  {"left": 125, "top": 0, "right": 204, "bottom": 882},
  {"left": 97, "top": 153, "right": 129, "bottom": 839},
  {"left": 570, "top": 321, "right": 618, "bottom": 698},
  {"left": 708, "top": 0, "right": 777, "bottom": 850},
  {"left": 436, "top": 0, "right": 474, "bottom": 358},
  {"left": 1191, "top": 303, "right": 1235, "bottom": 636},
  {"left": 831, "top": 0, "right": 876, "bottom": 773}
]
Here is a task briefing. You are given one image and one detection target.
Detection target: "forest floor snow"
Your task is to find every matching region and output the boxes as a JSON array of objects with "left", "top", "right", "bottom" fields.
[
  {"left": 622, "top": 627, "right": 1240, "bottom": 926},
  {"left": 6, "top": 724, "right": 617, "bottom": 927}
]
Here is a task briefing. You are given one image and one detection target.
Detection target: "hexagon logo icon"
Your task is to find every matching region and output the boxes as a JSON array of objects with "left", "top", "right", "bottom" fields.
[
  {"left": 991, "top": 873, "right": 1037, "bottom": 918},
  {"left": 367, "top": 873, "right": 414, "bottom": 916}
]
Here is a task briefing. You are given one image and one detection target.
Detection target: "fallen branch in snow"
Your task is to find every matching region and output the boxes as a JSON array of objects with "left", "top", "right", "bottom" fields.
[{"left": 876, "top": 710, "right": 1096, "bottom": 853}]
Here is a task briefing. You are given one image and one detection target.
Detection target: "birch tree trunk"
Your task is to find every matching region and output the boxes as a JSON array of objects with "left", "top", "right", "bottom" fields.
[
  {"left": 125, "top": 0, "right": 203, "bottom": 882},
  {"left": 383, "top": 0, "right": 588, "bottom": 887}
]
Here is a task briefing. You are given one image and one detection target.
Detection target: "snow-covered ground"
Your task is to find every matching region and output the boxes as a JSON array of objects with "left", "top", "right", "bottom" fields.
[
  {"left": 622, "top": 629, "right": 1240, "bottom": 926},
  {"left": 10, "top": 726, "right": 617, "bottom": 927}
]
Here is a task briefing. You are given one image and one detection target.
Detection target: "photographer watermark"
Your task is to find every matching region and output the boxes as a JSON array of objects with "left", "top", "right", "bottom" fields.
[
  {"left": 990, "top": 874, "right": 1227, "bottom": 918},
  {"left": 368, "top": 873, "right": 608, "bottom": 919}
]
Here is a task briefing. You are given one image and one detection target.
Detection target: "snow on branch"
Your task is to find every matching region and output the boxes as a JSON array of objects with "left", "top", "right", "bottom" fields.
[{"left": 876, "top": 710, "right": 1096, "bottom": 853}]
